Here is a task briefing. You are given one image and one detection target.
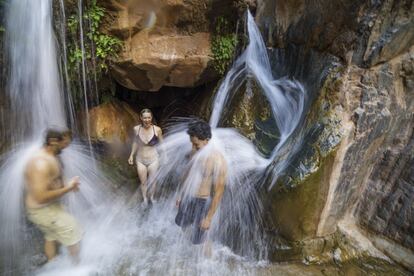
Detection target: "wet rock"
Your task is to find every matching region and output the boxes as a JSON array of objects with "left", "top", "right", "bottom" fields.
[
  {"left": 256, "top": 0, "right": 414, "bottom": 270},
  {"left": 100, "top": 0, "right": 215, "bottom": 91},
  {"left": 254, "top": 116, "right": 279, "bottom": 156},
  {"left": 110, "top": 31, "right": 212, "bottom": 91},
  {"left": 333, "top": 248, "right": 342, "bottom": 264},
  {"left": 358, "top": 135, "right": 414, "bottom": 251},
  {"left": 86, "top": 99, "right": 140, "bottom": 145},
  {"left": 265, "top": 150, "right": 337, "bottom": 242},
  {"left": 362, "top": 2, "right": 414, "bottom": 67},
  {"left": 220, "top": 79, "right": 279, "bottom": 156}
]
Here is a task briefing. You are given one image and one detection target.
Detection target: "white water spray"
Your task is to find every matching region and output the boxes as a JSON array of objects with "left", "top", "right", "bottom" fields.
[
  {"left": 0, "top": 1, "right": 119, "bottom": 274},
  {"left": 211, "top": 10, "right": 306, "bottom": 186},
  {"left": 6, "top": 0, "right": 66, "bottom": 139},
  {"left": 151, "top": 10, "right": 307, "bottom": 262},
  {"left": 0, "top": 5, "right": 308, "bottom": 276}
]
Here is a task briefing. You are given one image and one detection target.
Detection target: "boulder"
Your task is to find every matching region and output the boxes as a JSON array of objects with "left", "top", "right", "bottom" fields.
[
  {"left": 87, "top": 100, "right": 140, "bottom": 145},
  {"left": 111, "top": 31, "right": 212, "bottom": 91},
  {"left": 101, "top": 0, "right": 214, "bottom": 91}
]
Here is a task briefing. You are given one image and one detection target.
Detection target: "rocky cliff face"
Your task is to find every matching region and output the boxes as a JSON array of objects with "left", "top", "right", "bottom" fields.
[
  {"left": 99, "top": 0, "right": 215, "bottom": 91},
  {"left": 256, "top": 0, "right": 414, "bottom": 269}
]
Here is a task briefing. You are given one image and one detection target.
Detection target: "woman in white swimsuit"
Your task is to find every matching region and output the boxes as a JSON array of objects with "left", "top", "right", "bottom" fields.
[{"left": 128, "top": 109, "right": 163, "bottom": 205}]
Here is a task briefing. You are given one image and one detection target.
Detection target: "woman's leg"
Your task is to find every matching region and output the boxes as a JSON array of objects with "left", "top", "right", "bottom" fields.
[
  {"left": 147, "top": 159, "right": 159, "bottom": 201},
  {"left": 136, "top": 161, "right": 148, "bottom": 204}
]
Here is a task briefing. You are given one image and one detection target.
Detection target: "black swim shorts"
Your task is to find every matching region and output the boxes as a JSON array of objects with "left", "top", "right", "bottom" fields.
[{"left": 175, "top": 197, "right": 210, "bottom": 244}]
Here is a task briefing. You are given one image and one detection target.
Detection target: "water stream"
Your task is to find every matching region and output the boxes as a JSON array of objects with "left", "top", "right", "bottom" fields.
[
  {"left": 0, "top": 2, "right": 308, "bottom": 275},
  {"left": 0, "top": 0, "right": 118, "bottom": 274}
]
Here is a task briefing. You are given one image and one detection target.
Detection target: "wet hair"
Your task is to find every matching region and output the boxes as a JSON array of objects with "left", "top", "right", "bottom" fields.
[
  {"left": 187, "top": 119, "right": 212, "bottom": 140},
  {"left": 140, "top": 108, "right": 153, "bottom": 117},
  {"left": 44, "top": 128, "right": 72, "bottom": 145}
]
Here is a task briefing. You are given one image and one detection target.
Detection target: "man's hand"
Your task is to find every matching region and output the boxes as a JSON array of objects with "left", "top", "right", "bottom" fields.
[
  {"left": 68, "top": 176, "right": 80, "bottom": 192},
  {"left": 200, "top": 217, "right": 211, "bottom": 230},
  {"left": 128, "top": 155, "right": 134, "bottom": 165}
]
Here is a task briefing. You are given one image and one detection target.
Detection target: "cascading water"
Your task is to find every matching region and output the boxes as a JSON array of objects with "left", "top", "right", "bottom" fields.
[
  {"left": 151, "top": 10, "right": 307, "bottom": 263},
  {"left": 57, "top": 0, "right": 77, "bottom": 133},
  {"left": 1, "top": 3, "right": 308, "bottom": 276},
  {"left": 0, "top": 0, "right": 119, "bottom": 274},
  {"left": 6, "top": 0, "right": 66, "bottom": 138},
  {"left": 210, "top": 11, "right": 306, "bottom": 164},
  {"left": 1, "top": 0, "right": 68, "bottom": 271}
]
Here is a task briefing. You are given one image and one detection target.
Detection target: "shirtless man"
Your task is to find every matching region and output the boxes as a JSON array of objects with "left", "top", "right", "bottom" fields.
[
  {"left": 175, "top": 120, "right": 227, "bottom": 245},
  {"left": 25, "top": 129, "right": 82, "bottom": 262}
]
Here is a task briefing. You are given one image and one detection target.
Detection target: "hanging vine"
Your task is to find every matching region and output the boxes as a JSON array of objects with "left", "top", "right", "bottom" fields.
[{"left": 66, "top": 0, "right": 122, "bottom": 107}]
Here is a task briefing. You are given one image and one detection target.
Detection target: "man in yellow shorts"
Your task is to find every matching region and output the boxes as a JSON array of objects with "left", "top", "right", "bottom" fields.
[{"left": 25, "top": 129, "right": 82, "bottom": 262}]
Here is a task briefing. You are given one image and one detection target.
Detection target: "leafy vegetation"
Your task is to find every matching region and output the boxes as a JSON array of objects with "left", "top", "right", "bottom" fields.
[
  {"left": 66, "top": 0, "right": 121, "bottom": 107},
  {"left": 0, "top": 0, "right": 6, "bottom": 33},
  {"left": 211, "top": 17, "right": 238, "bottom": 76},
  {"left": 67, "top": 0, "right": 121, "bottom": 74}
]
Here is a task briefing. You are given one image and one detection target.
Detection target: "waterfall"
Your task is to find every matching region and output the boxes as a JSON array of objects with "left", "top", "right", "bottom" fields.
[
  {"left": 210, "top": 10, "right": 306, "bottom": 188},
  {"left": 149, "top": 9, "right": 308, "bottom": 265},
  {"left": 0, "top": 4, "right": 308, "bottom": 275},
  {"left": 58, "top": 0, "right": 77, "bottom": 132},
  {"left": 0, "top": 1, "right": 118, "bottom": 274},
  {"left": 1, "top": 0, "right": 67, "bottom": 272},
  {"left": 6, "top": 0, "right": 66, "bottom": 140},
  {"left": 210, "top": 11, "right": 305, "bottom": 138}
]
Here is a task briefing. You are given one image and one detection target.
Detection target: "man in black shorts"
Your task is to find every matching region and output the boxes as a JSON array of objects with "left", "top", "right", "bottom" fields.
[{"left": 175, "top": 120, "right": 227, "bottom": 245}]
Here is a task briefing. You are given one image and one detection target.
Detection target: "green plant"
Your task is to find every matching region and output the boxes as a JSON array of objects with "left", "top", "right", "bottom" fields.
[
  {"left": 0, "top": 0, "right": 5, "bottom": 32},
  {"left": 94, "top": 34, "right": 122, "bottom": 70},
  {"left": 212, "top": 34, "right": 237, "bottom": 75},
  {"left": 67, "top": 15, "right": 78, "bottom": 35},
  {"left": 66, "top": 0, "right": 122, "bottom": 107},
  {"left": 67, "top": 0, "right": 121, "bottom": 73},
  {"left": 211, "top": 17, "right": 238, "bottom": 76}
]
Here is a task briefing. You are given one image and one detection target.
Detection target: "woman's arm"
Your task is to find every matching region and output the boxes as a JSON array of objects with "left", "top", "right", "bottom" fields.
[
  {"left": 156, "top": 126, "right": 163, "bottom": 142},
  {"left": 128, "top": 126, "right": 139, "bottom": 165}
]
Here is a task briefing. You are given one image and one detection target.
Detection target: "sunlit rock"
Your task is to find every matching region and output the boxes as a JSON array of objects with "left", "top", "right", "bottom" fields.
[
  {"left": 87, "top": 100, "right": 140, "bottom": 144},
  {"left": 111, "top": 31, "right": 212, "bottom": 91},
  {"left": 101, "top": 0, "right": 214, "bottom": 91}
]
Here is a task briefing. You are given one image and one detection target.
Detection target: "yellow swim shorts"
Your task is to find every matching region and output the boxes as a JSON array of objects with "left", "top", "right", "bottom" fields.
[{"left": 26, "top": 203, "right": 82, "bottom": 246}]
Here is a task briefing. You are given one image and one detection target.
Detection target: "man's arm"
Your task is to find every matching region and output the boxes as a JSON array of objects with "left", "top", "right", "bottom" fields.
[
  {"left": 27, "top": 159, "right": 79, "bottom": 204},
  {"left": 201, "top": 154, "right": 227, "bottom": 230}
]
